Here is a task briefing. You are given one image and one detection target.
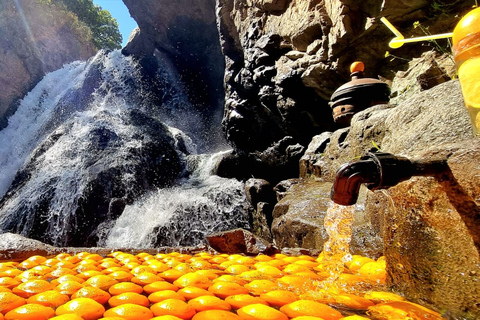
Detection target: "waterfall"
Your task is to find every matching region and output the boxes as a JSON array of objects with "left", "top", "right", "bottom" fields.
[
  {"left": 100, "top": 151, "right": 250, "bottom": 249},
  {"left": 0, "top": 49, "right": 249, "bottom": 247}
]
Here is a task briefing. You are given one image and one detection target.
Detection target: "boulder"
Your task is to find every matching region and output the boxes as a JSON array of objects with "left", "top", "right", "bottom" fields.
[
  {"left": 206, "top": 228, "right": 279, "bottom": 255},
  {"left": 271, "top": 178, "right": 383, "bottom": 258}
]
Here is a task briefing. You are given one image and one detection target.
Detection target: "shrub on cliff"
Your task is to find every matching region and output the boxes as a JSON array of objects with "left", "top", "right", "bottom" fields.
[{"left": 39, "top": 0, "right": 122, "bottom": 50}]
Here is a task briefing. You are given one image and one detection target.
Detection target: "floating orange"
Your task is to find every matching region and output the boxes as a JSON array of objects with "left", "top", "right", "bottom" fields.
[
  {"left": 103, "top": 303, "right": 154, "bottom": 320},
  {"left": 148, "top": 290, "right": 186, "bottom": 303},
  {"left": 0, "top": 292, "right": 26, "bottom": 314},
  {"left": 331, "top": 294, "right": 374, "bottom": 310},
  {"left": 4, "top": 303, "right": 55, "bottom": 320},
  {"left": 55, "top": 297, "right": 105, "bottom": 320},
  {"left": 108, "top": 282, "right": 143, "bottom": 295},
  {"left": 363, "top": 291, "right": 405, "bottom": 304},
  {"left": 131, "top": 272, "right": 164, "bottom": 286},
  {"left": 187, "top": 295, "right": 231, "bottom": 312},
  {"left": 144, "top": 281, "right": 179, "bottom": 294},
  {"left": 71, "top": 286, "right": 111, "bottom": 304},
  {"left": 174, "top": 273, "right": 212, "bottom": 290},
  {"left": 177, "top": 287, "right": 214, "bottom": 300},
  {"left": 27, "top": 290, "right": 70, "bottom": 308},
  {"left": 108, "top": 292, "right": 150, "bottom": 307},
  {"left": 367, "top": 301, "right": 444, "bottom": 320},
  {"left": 54, "top": 280, "right": 85, "bottom": 296},
  {"left": 12, "top": 280, "right": 55, "bottom": 298},
  {"left": 259, "top": 290, "right": 298, "bottom": 307},
  {"left": 191, "top": 310, "right": 241, "bottom": 320},
  {"left": 150, "top": 298, "right": 196, "bottom": 319},
  {"left": 237, "top": 303, "right": 289, "bottom": 320},
  {"left": 279, "top": 300, "right": 343, "bottom": 320},
  {"left": 208, "top": 282, "right": 249, "bottom": 299},
  {"left": 224, "top": 294, "right": 269, "bottom": 310},
  {"left": 244, "top": 280, "right": 277, "bottom": 296},
  {"left": 85, "top": 275, "right": 118, "bottom": 291},
  {"left": 49, "top": 314, "right": 85, "bottom": 320}
]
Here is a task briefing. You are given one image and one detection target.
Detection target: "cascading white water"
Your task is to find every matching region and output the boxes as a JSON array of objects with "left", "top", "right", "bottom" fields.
[
  {"left": 0, "top": 49, "right": 249, "bottom": 247},
  {"left": 0, "top": 60, "right": 87, "bottom": 198},
  {"left": 100, "top": 151, "right": 249, "bottom": 249}
]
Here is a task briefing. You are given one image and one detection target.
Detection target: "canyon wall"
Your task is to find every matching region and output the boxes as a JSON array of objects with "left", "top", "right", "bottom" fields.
[{"left": 0, "top": 0, "right": 96, "bottom": 128}]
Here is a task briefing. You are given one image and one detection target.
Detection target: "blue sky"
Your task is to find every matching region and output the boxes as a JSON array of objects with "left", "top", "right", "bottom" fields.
[{"left": 92, "top": 0, "right": 138, "bottom": 47}]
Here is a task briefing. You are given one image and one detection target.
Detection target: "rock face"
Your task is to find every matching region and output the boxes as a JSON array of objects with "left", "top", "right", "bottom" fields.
[
  {"left": 122, "top": 0, "right": 227, "bottom": 152},
  {"left": 299, "top": 79, "right": 480, "bottom": 318},
  {"left": 216, "top": 0, "right": 471, "bottom": 153},
  {"left": 0, "top": 0, "right": 96, "bottom": 128}
]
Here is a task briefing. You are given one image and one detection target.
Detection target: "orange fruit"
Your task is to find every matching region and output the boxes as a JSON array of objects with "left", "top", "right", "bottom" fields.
[
  {"left": 363, "top": 291, "right": 405, "bottom": 304},
  {"left": 109, "top": 282, "right": 143, "bottom": 295},
  {"left": 55, "top": 297, "right": 105, "bottom": 320},
  {"left": 358, "top": 262, "right": 386, "bottom": 283},
  {"left": 207, "top": 282, "right": 249, "bottom": 299},
  {"left": 244, "top": 280, "right": 277, "bottom": 296},
  {"left": 367, "top": 301, "right": 443, "bottom": 320},
  {"left": 108, "top": 292, "right": 150, "bottom": 307},
  {"left": 131, "top": 266, "right": 156, "bottom": 276},
  {"left": 131, "top": 272, "right": 163, "bottom": 286},
  {"left": 76, "top": 270, "right": 103, "bottom": 280},
  {"left": 177, "top": 287, "right": 214, "bottom": 300},
  {"left": 4, "top": 303, "right": 55, "bottom": 320},
  {"left": 85, "top": 275, "right": 118, "bottom": 291},
  {"left": 144, "top": 281, "right": 179, "bottom": 294},
  {"left": 339, "top": 316, "right": 371, "bottom": 320},
  {"left": 225, "top": 265, "right": 250, "bottom": 275},
  {"left": 12, "top": 279, "right": 55, "bottom": 298},
  {"left": 0, "top": 277, "right": 21, "bottom": 289},
  {"left": 148, "top": 290, "right": 186, "bottom": 303},
  {"left": 255, "top": 265, "right": 283, "bottom": 278},
  {"left": 331, "top": 294, "right": 374, "bottom": 310},
  {"left": 83, "top": 254, "right": 103, "bottom": 262},
  {"left": 71, "top": 287, "right": 111, "bottom": 304},
  {"left": 260, "top": 290, "right": 298, "bottom": 307},
  {"left": 51, "top": 275, "right": 85, "bottom": 286},
  {"left": 187, "top": 295, "right": 231, "bottom": 312},
  {"left": 160, "top": 270, "right": 186, "bottom": 283},
  {"left": 27, "top": 290, "right": 70, "bottom": 308},
  {"left": 224, "top": 294, "right": 269, "bottom": 310},
  {"left": 280, "top": 300, "right": 342, "bottom": 320},
  {"left": 109, "top": 271, "right": 134, "bottom": 282},
  {"left": 48, "top": 268, "right": 77, "bottom": 278},
  {"left": 213, "top": 275, "right": 247, "bottom": 286},
  {"left": 191, "top": 310, "right": 241, "bottom": 320},
  {"left": 54, "top": 280, "right": 85, "bottom": 296},
  {"left": 50, "top": 314, "right": 85, "bottom": 320},
  {"left": 174, "top": 273, "right": 212, "bottom": 290},
  {"left": 150, "top": 298, "right": 196, "bottom": 319},
  {"left": 0, "top": 292, "right": 26, "bottom": 314},
  {"left": 237, "top": 303, "right": 289, "bottom": 320},
  {"left": 104, "top": 303, "right": 154, "bottom": 320},
  {"left": 346, "top": 256, "right": 375, "bottom": 273}
]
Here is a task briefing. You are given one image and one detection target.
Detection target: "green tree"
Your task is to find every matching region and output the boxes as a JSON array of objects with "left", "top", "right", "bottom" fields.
[{"left": 40, "top": 0, "right": 122, "bottom": 50}]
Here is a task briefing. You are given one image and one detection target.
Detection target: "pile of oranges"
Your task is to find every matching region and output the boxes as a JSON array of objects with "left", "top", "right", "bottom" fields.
[{"left": 0, "top": 251, "right": 443, "bottom": 319}]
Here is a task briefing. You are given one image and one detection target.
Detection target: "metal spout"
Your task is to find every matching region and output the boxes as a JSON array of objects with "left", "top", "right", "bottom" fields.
[{"left": 331, "top": 152, "right": 448, "bottom": 206}]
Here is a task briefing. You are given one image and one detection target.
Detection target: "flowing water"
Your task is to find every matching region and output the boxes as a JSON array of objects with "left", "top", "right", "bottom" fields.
[
  {"left": 100, "top": 151, "right": 249, "bottom": 248},
  {"left": 0, "top": 50, "right": 248, "bottom": 247}
]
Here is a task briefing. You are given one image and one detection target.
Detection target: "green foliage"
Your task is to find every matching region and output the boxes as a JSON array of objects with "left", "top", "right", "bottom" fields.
[{"left": 39, "top": 0, "right": 122, "bottom": 50}]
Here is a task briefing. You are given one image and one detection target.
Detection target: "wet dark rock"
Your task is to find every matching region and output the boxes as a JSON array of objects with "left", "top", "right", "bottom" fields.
[
  {"left": 0, "top": 109, "right": 181, "bottom": 247},
  {"left": 271, "top": 178, "right": 383, "bottom": 258},
  {"left": 206, "top": 228, "right": 279, "bottom": 256},
  {"left": 216, "top": 136, "right": 305, "bottom": 184},
  {"left": 122, "top": 0, "right": 227, "bottom": 152}
]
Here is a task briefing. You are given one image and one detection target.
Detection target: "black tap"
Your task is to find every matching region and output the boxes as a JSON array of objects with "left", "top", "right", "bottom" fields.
[{"left": 331, "top": 152, "right": 448, "bottom": 206}]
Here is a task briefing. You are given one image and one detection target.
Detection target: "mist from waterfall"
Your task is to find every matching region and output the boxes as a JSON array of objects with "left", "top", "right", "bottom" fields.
[{"left": 0, "top": 50, "right": 249, "bottom": 247}]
